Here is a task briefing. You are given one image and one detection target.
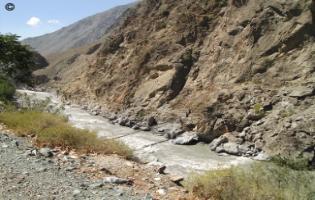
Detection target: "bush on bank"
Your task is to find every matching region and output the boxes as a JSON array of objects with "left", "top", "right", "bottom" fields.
[
  {"left": 0, "top": 76, "right": 15, "bottom": 102},
  {"left": 184, "top": 162, "right": 315, "bottom": 200}
]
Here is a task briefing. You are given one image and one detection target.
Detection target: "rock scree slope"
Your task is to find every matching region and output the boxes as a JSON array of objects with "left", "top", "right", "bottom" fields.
[{"left": 37, "top": 0, "right": 315, "bottom": 163}]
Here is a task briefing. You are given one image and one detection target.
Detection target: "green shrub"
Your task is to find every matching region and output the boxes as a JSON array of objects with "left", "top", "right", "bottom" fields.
[
  {"left": 271, "top": 156, "right": 311, "bottom": 171},
  {"left": 0, "top": 111, "right": 133, "bottom": 158},
  {"left": 253, "top": 103, "right": 263, "bottom": 114},
  {"left": 184, "top": 162, "right": 315, "bottom": 200},
  {"left": 279, "top": 109, "right": 295, "bottom": 118},
  {"left": 0, "top": 77, "right": 15, "bottom": 101}
]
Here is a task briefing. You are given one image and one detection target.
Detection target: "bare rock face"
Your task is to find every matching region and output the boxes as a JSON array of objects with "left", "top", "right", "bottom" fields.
[{"left": 42, "top": 0, "right": 314, "bottom": 161}]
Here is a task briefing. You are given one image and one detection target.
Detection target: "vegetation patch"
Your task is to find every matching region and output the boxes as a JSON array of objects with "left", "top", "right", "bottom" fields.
[
  {"left": 0, "top": 76, "right": 15, "bottom": 102},
  {"left": 0, "top": 34, "right": 37, "bottom": 83},
  {"left": 279, "top": 108, "right": 295, "bottom": 118},
  {"left": 184, "top": 162, "right": 315, "bottom": 200},
  {"left": 0, "top": 111, "right": 133, "bottom": 158},
  {"left": 271, "top": 156, "right": 311, "bottom": 171}
]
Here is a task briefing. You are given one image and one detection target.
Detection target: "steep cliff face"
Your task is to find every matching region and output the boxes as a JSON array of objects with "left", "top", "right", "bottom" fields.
[{"left": 47, "top": 0, "right": 314, "bottom": 160}]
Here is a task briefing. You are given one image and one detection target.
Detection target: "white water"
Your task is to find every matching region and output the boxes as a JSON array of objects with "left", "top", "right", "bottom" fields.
[{"left": 17, "top": 89, "right": 251, "bottom": 176}]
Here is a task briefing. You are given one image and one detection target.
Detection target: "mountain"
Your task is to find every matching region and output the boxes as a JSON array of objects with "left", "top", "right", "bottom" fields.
[
  {"left": 37, "top": 0, "right": 315, "bottom": 163},
  {"left": 23, "top": 3, "right": 134, "bottom": 56}
]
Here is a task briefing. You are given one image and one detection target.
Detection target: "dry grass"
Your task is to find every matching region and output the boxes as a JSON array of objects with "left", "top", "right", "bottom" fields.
[
  {"left": 184, "top": 162, "right": 315, "bottom": 200},
  {"left": 0, "top": 111, "right": 133, "bottom": 158}
]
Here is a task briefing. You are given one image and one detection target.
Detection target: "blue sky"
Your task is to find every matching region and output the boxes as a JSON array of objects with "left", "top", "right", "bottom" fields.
[{"left": 0, "top": 0, "right": 136, "bottom": 39}]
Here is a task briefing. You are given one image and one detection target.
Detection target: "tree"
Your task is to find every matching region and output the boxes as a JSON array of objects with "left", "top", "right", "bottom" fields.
[{"left": 0, "top": 34, "right": 35, "bottom": 83}]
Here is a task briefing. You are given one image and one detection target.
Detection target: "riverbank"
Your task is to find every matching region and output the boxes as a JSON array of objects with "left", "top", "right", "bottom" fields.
[{"left": 0, "top": 124, "right": 190, "bottom": 199}]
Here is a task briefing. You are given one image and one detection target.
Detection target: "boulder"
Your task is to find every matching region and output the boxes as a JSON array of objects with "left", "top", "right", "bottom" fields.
[
  {"left": 238, "top": 144, "right": 252, "bottom": 154},
  {"left": 115, "top": 117, "right": 128, "bottom": 126},
  {"left": 254, "top": 152, "right": 270, "bottom": 161},
  {"left": 125, "top": 120, "right": 135, "bottom": 128},
  {"left": 209, "top": 136, "right": 228, "bottom": 151},
  {"left": 172, "top": 132, "right": 199, "bottom": 145},
  {"left": 218, "top": 143, "right": 240, "bottom": 155},
  {"left": 289, "top": 86, "right": 314, "bottom": 98},
  {"left": 166, "top": 128, "right": 185, "bottom": 139},
  {"left": 147, "top": 116, "right": 157, "bottom": 127}
]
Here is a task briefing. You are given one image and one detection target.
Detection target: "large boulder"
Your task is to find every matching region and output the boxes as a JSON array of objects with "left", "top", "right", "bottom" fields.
[
  {"left": 209, "top": 135, "right": 228, "bottom": 151},
  {"left": 172, "top": 132, "right": 199, "bottom": 145},
  {"left": 216, "top": 142, "right": 240, "bottom": 155}
]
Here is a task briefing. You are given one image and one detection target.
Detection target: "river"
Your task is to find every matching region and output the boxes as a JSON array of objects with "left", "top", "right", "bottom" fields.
[{"left": 16, "top": 89, "right": 251, "bottom": 176}]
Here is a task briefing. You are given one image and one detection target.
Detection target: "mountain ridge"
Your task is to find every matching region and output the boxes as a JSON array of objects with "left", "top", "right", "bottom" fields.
[{"left": 23, "top": 3, "right": 135, "bottom": 56}]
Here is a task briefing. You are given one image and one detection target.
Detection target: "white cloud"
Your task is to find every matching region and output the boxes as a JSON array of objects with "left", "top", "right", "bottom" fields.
[
  {"left": 47, "top": 19, "right": 60, "bottom": 25},
  {"left": 26, "top": 17, "right": 41, "bottom": 27}
]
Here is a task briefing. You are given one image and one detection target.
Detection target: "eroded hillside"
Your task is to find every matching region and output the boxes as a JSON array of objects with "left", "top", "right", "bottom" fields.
[{"left": 39, "top": 0, "right": 315, "bottom": 162}]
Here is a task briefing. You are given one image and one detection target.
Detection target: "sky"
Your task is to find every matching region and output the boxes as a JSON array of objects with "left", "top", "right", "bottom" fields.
[{"left": 0, "top": 0, "right": 136, "bottom": 39}]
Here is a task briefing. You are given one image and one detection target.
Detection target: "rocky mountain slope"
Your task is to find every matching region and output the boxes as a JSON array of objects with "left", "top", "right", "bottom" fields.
[
  {"left": 23, "top": 3, "right": 134, "bottom": 56},
  {"left": 38, "top": 0, "right": 315, "bottom": 163}
]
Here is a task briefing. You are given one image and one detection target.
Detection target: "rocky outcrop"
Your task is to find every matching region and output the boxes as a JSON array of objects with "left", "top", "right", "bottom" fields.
[{"left": 39, "top": 0, "right": 314, "bottom": 163}]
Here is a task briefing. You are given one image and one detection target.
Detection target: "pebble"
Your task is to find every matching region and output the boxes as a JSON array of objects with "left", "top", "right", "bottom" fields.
[
  {"left": 65, "top": 166, "right": 76, "bottom": 172},
  {"left": 154, "top": 177, "right": 161, "bottom": 181},
  {"left": 89, "top": 182, "right": 104, "bottom": 189},
  {"left": 39, "top": 148, "right": 53, "bottom": 157},
  {"left": 73, "top": 189, "right": 81, "bottom": 196},
  {"left": 170, "top": 176, "right": 184, "bottom": 184},
  {"left": 11, "top": 140, "right": 19, "bottom": 147},
  {"left": 157, "top": 188, "right": 167, "bottom": 196},
  {"left": 103, "top": 177, "right": 129, "bottom": 184},
  {"left": 37, "top": 167, "right": 47, "bottom": 172},
  {"left": 140, "top": 126, "right": 151, "bottom": 131},
  {"left": 157, "top": 165, "right": 166, "bottom": 174},
  {"left": 144, "top": 194, "right": 154, "bottom": 200},
  {"left": 22, "top": 171, "right": 29, "bottom": 176}
]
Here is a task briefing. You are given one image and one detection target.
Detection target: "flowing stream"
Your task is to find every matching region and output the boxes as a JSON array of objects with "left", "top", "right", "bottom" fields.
[{"left": 16, "top": 89, "right": 251, "bottom": 176}]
